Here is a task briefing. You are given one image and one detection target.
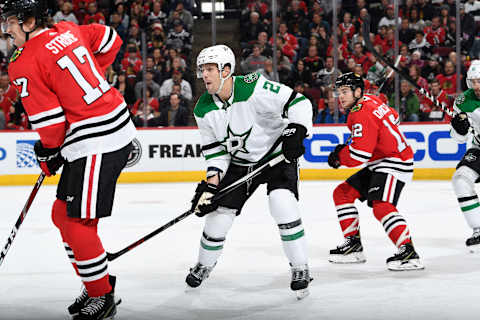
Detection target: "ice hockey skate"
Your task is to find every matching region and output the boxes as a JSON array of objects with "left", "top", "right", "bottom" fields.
[
  {"left": 290, "top": 264, "right": 313, "bottom": 300},
  {"left": 386, "top": 243, "right": 424, "bottom": 271},
  {"left": 466, "top": 229, "right": 480, "bottom": 253},
  {"left": 329, "top": 235, "right": 366, "bottom": 264},
  {"left": 72, "top": 290, "right": 116, "bottom": 320},
  {"left": 68, "top": 276, "right": 121, "bottom": 316},
  {"left": 185, "top": 262, "right": 215, "bottom": 288}
]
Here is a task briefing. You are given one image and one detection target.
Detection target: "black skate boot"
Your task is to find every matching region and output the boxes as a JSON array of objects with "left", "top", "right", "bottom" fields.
[
  {"left": 68, "top": 275, "right": 121, "bottom": 316},
  {"left": 386, "top": 243, "right": 424, "bottom": 271},
  {"left": 328, "top": 235, "right": 366, "bottom": 264},
  {"left": 72, "top": 291, "right": 116, "bottom": 320},
  {"left": 466, "top": 228, "right": 480, "bottom": 253},
  {"left": 290, "top": 264, "right": 313, "bottom": 300},
  {"left": 185, "top": 262, "right": 215, "bottom": 288}
]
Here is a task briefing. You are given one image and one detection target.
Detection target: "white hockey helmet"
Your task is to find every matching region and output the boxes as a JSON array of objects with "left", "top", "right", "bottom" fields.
[
  {"left": 467, "top": 60, "right": 480, "bottom": 88},
  {"left": 196, "top": 44, "right": 235, "bottom": 94}
]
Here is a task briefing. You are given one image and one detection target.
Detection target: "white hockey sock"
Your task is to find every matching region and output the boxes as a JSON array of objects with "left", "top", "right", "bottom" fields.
[
  {"left": 452, "top": 166, "right": 480, "bottom": 229},
  {"left": 269, "top": 189, "right": 308, "bottom": 266},
  {"left": 198, "top": 207, "right": 236, "bottom": 267}
]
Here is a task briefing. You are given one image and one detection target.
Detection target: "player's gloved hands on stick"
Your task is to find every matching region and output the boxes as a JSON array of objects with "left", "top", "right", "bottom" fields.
[
  {"left": 328, "top": 144, "right": 347, "bottom": 169},
  {"left": 34, "top": 140, "right": 64, "bottom": 177},
  {"left": 282, "top": 123, "right": 307, "bottom": 162},
  {"left": 451, "top": 112, "right": 470, "bottom": 135},
  {"left": 191, "top": 180, "right": 219, "bottom": 217}
]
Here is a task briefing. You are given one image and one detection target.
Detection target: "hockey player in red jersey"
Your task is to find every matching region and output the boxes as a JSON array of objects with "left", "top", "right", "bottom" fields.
[
  {"left": 2, "top": 0, "right": 136, "bottom": 318},
  {"left": 327, "top": 73, "right": 424, "bottom": 271}
]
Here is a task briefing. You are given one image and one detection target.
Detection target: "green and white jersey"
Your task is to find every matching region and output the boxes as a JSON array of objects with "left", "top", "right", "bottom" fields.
[
  {"left": 451, "top": 88, "right": 480, "bottom": 146},
  {"left": 194, "top": 73, "right": 313, "bottom": 174}
]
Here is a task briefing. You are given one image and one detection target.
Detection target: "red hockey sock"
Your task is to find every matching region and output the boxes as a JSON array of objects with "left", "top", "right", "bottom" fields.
[
  {"left": 52, "top": 199, "right": 79, "bottom": 276},
  {"left": 63, "top": 217, "right": 111, "bottom": 297},
  {"left": 333, "top": 182, "right": 361, "bottom": 237},
  {"left": 372, "top": 201, "right": 411, "bottom": 247}
]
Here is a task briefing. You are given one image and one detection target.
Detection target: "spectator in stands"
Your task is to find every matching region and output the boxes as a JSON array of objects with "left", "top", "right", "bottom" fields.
[
  {"left": 422, "top": 54, "right": 442, "bottom": 82},
  {"left": 73, "top": 0, "right": 89, "bottom": 24},
  {"left": 137, "top": 57, "right": 165, "bottom": 85},
  {"left": 259, "top": 58, "right": 275, "bottom": 80},
  {"left": 416, "top": 0, "right": 435, "bottom": 21},
  {"left": 255, "top": 31, "right": 273, "bottom": 58},
  {"left": 315, "top": 88, "right": 346, "bottom": 124},
  {"left": 408, "top": 7, "right": 426, "bottom": 32},
  {"left": 302, "top": 45, "right": 323, "bottom": 78},
  {"left": 110, "top": 12, "right": 127, "bottom": 43},
  {"left": 122, "top": 46, "right": 143, "bottom": 82},
  {"left": 389, "top": 80, "right": 420, "bottom": 122},
  {"left": 288, "top": 59, "right": 313, "bottom": 88},
  {"left": 112, "top": 3, "right": 129, "bottom": 30},
  {"left": 6, "top": 98, "right": 28, "bottom": 130},
  {"left": 424, "top": 16, "right": 446, "bottom": 46},
  {"left": 149, "top": 23, "right": 166, "bottom": 52},
  {"left": 408, "top": 31, "right": 431, "bottom": 58},
  {"left": 241, "top": 44, "right": 267, "bottom": 73},
  {"left": 114, "top": 71, "right": 136, "bottom": 106},
  {"left": 399, "top": 17, "right": 415, "bottom": 45},
  {"left": 166, "top": 19, "right": 192, "bottom": 56},
  {"left": 382, "top": 27, "right": 402, "bottom": 57},
  {"left": 148, "top": 0, "right": 167, "bottom": 25},
  {"left": 165, "top": 48, "right": 187, "bottom": 73},
  {"left": 157, "top": 93, "right": 189, "bottom": 127},
  {"left": 439, "top": 5, "right": 451, "bottom": 28},
  {"left": 436, "top": 60, "right": 458, "bottom": 95},
  {"left": 374, "top": 25, "right": 388, "bottom": 48},
  {"left": 409, "top": 64, "right": 429, "bottom": 103},
  {"left": 284, "top": 1, "right": 308, "bottom": 44},
  {"left": 135, "top": 70, "right": 161, "bottom": 100},
  {"left": 83, "top": 2, "right": 105, "bottom": 25},
  {"left": 53, "top": 2, "right": 79, "bottom": 24},
  {"left": 420, "top": 79, "right": 449, "bottom": 121},
  {"left": 0, "top": 73, "right": 17, "bottom": 111},
  {"left": 339, "top": 12, "right": 355, "bottom": 40},
  {"left": 351, "top": 42, "right": 371, "bottom": 74},
  {"left": 276, "top": 49, "right": 292, "bottom": 84},
  {"left": 275, "top": 35, "right": 296, "bottom": 62},
  {"left": 459, "top": 4, "right": 476, "bottom": 53},
  {"left": 277, "top": 23, "right": 299, "bottom": 51},
  {"left": 410, "top": 50, "right": 425, "bottom": 69},
  {"left": 160, "top": 70, "right": 193, "bottom": 101},
  {"left": 378, "top": 5, "right": 401, "bottom": 29},
  {"left": 169, "top": 2, "right": 194, "bottom": 31},
  {"left": 128, "top": 23, "right": 142, "bottom": 48},
  {"left": 309, "top": 12, "right": 330, "bottom": 38},
  {"left": 132, "top": 86, "right": 161, "bottom": 127},
  {"left": 465, "top": 0, "right": 480, "bottom": 23},
  {"left": 167, "top": 55, "right": 193, "bottom": 85},
  {"left": 152, "top": 47, "right": 166, "bottom": 70},
  {"left": 241, "top": 11, "right": 266, "bottom": 47}
]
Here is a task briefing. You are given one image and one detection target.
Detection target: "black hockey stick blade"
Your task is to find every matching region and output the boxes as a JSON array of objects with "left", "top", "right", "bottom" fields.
[
  {"left": 362, "top": 15, "right": 454, "bottom": 117},
  {"left": 106, "top": 151, "right": 285, "bottom": 262},
  {"left": 0, "top": 172, "right": 46, "bottom": 267}
]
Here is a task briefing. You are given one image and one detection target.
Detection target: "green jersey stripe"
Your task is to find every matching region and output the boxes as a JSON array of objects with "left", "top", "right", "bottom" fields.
[
  {"left": 201, "top": 241, "right": 223, "bottom": 251},
  {"left": 461, "top": 203, "right": 480, "bottom": 212},
  {"left": 288, "top": 96, "right": 307, "bottom": 108},
  {"left": 205, "top": 150, "right": 227, "bottom": 160}
]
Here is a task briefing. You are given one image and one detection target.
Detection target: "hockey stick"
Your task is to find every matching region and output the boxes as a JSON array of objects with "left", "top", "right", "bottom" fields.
[
  {"left": 375, "top": 56, "right": 401, "bottom": 95},
  {"left": 362, "top": 15, "right": 455, "bottom": 117},
  {"left": 106, "top": 142, "right": 286, "bottom": 261},
  {"left": 0, "top": 172, "right": 46, "bottom": 267}
]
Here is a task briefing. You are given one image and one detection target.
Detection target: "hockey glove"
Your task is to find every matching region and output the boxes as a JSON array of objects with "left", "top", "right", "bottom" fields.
[
  {"left": 328, "top": 144, "right": 347, "bottom": 169},
  {"left": 191, "top": 180, "right": 219, "bottom": 217},
  {"left": 34, "top": 140, "right": 64, "bottom": 177},
  {"left": 282, "top": 123, "right": 307, "bottom": 162},
  {"left": 451, "top": 112, "right": 470, "bottom": 136}
]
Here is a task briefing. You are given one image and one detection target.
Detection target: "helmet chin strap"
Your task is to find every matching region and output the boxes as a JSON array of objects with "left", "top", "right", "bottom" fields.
[
  {"left": 21, "top": 20, "right": 39, "bottom": 42},
  {"left": 215, "top": 73, "right": 227, "bottom": 95}
]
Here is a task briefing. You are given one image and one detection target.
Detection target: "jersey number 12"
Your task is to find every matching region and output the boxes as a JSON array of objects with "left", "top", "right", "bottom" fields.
[{"left": 57, "top": 46, "right": 110, "bottom": 105}]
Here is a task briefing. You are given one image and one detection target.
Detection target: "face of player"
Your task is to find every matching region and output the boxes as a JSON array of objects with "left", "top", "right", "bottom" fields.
[
  {"left": 200, "top": 63, "right": 222, "bottom": 94},
  {"left": 4, "top": 16, "right": 27, "bottom": 47},
  {"left": 337, "top": 86, "right": 361, "bottom": 109},
  {"left": 471, "top": 79, "right": 480, "bottom": 97}
]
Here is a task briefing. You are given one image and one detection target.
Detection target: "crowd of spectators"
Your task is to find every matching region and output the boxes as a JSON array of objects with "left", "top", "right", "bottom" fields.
[
  {"left": 0, "top": 0, "right": 195, "bottom": 129},
  {"left": 239, "top": 0, "right": 480, "bottom": 124}
]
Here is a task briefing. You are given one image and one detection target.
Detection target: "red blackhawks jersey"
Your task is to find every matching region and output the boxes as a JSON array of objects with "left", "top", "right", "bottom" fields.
[
  {"left": 338, "top": 94, "right": 414, "bottom": 180},
  {"left": 8, "top": 21, "right": 136, "bottom": 161}
]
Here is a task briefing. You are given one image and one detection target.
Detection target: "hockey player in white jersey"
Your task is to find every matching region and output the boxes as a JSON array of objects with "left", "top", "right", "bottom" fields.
[
  {"left": 450, "top": 60, "right": 480, "bottom": 252},
  {"left": 187, "top": 45, "right": 313, "bottom": 298}
]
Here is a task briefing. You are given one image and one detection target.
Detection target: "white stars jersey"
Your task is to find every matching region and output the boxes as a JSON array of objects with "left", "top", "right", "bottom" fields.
[{"left": 194, "top": 73, "right": 313, "bottom": 174}]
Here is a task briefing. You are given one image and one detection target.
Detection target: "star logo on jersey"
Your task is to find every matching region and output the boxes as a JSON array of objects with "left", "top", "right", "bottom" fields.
[
  {"left": 455, "top": 94, "right": 465, "bottom": 106},
  {"left": 221, "top": 125, "right": 252, "bottom": 156},
  {"left": 9, "top": 47, "right": 23, "bottom": 63},
  {"left": 243, "top": 72, "right": 259, "bottom": 83}
]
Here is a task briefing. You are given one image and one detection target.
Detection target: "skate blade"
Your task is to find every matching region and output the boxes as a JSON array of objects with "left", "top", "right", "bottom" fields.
[
  {"left": 328, "top": 252, "right": 366, "bottom": 264},
  {"left": 387, "top": 259, "right": 425, "bottom": 271},
  {"left": 295, "top": 288, "right": 310, "bottom": 300},
  {"left": 467, "top": 243, "right": 480, "bottom": 253}
]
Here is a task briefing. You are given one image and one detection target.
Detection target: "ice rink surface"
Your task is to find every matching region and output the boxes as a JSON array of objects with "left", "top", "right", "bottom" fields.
[{"left": 1, "top": 180, "right": 480, "bottom": 320}]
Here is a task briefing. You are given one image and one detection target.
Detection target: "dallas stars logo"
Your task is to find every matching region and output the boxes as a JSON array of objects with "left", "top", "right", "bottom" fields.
[{"left": 221, "top": 125, "right": 252, "bottom": 156}]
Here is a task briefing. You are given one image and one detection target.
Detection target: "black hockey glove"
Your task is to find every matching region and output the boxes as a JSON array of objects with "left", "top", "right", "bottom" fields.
[
  {"left": 191, "top": 180, "right": 219, "bottom": 217},
  {"left": 34, "top": 140, "right": 64, "bottom": 177},
  {"left": 282, "top": 123, "right": 307, "bottom": 162},
  {"left": 451, "top": 112, "right": 470, "bottom": 136},
  {"left": 328, "top": 144, "right": 347, "bottom": 169}
]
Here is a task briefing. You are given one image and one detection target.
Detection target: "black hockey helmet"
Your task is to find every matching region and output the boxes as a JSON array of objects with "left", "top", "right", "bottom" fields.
[
  {"left": 335, "top": 72, "right": 365, "bottom": 94},
  {"left": 1, "top": 0, "right": 47, "bottom": 23}
]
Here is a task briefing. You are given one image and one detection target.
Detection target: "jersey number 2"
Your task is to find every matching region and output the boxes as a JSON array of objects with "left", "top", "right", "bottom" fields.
[{"left": 57, "top": 46, "right": 110, "bottom": 105}]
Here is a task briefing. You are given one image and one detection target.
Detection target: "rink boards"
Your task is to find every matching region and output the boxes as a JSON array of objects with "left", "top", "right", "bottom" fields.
[{"left": 0, "top": 123, "right": 465, "bottom": 185}]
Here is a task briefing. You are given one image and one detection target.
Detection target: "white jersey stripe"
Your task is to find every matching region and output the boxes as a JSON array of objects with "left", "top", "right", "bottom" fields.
[
  {"left": 90, "top": 154, "right": 102, "bottom": 219},
  {"left": 81, "top": 155, "right": 92, "bottom": 219},
  {"left": 76, "top": 252, "right": 107, "bottom": 266},
  {"left": 388, "top": 176, "right": 397, "bottom": 203},
  {"left": 349, "top": 145, "right": 372, "bottom": 158},
  {"left": 100, "top": 29, "right": 117, "bottom": 54},
  {"left": 28, "top": 106, "right": 63, "bottom": 121},
  {"left": 31, "top": 116, "right": 66, "bottom": 130},
  {"left": 96, "top": 26, "right": 111, "bottom": 54}
]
